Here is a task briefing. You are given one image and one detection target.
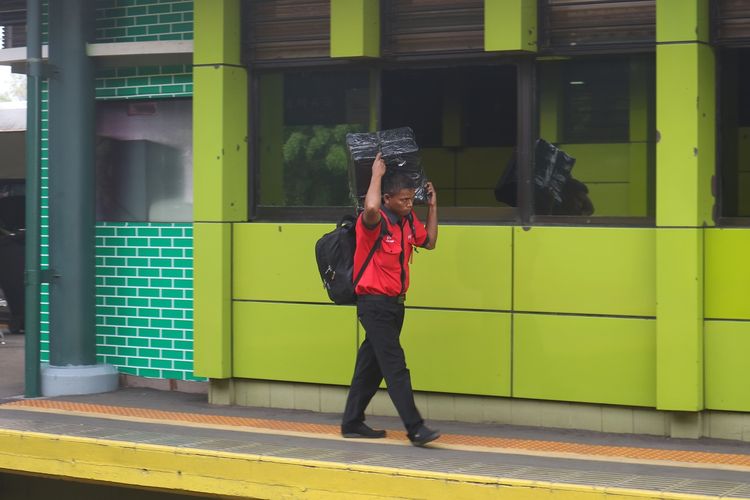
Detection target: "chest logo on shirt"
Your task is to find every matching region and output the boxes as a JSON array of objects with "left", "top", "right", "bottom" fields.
[{"left": 384, "top": 235, "right": 396, "bottom": 244}]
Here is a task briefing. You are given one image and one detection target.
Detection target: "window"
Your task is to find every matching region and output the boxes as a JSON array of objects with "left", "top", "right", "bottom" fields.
[
  {"left": 257, "top": 70, "right": 370, "bottom": 209},
  {"left": 382, "top": 65, "right": 517, "bottom": 214},
  {"left": 254, "top": 64, "right": 520, "bottom": 219},
  {"left": 533, "top": 54, "right": 656, "bottom": 219},
  {"left": 95, "top": 99, "right": 193, "bottom": 222},
  {"left": 719, "top": 48, "right": 750, "bottom": 220}
]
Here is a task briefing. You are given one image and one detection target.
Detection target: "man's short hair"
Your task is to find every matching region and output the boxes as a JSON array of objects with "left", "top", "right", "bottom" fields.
[{"left": 382, "top": 170, "right": 418, "bottom": 196}]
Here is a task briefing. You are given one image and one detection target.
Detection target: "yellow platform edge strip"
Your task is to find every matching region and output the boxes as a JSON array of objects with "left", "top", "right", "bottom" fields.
[{"left": 0, "top": 428, "right": 721, "bottom": 500}]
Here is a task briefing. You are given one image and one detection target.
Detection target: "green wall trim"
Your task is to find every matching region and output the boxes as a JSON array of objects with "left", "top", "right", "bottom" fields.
[
  {"left": 656, "top": 228, "right": 704, "bottom": 411},
  {"left": 705, "top": 320, "right": 750, "bottom": 412},
  {"left": 514, "top": 226, "right": 656, "bottom": 317},
  {"left": 513, "top": 314, "right": 656, "bottom": 407},
  {"left": 330, "top": 0, "right": 380, "bottom": 58},
  {"left": 705, "top": 228, "right": 750, "bottom": 320},
  {"left": 194, "top": 0, "right": 241, "bottom": 65},
  {"left": 656, "top": 0, "right": 709, "bottom": 43},
  {"left": 484, "top": 0, "right": 537, "bottom": 52},
  {"left": 656, "top": 43, "right": 715, "bottom": 227},
  {"left": 233, "top": 302, "right": 357, "bottom": 385},
  {"left": 193, "top": 65, "right": 248, "bottom": 222},
  {"left": 193, "top": 223, "right": 232, "bottom": 378}
]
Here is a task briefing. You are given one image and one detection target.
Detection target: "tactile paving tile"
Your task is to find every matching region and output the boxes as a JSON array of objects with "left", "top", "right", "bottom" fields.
[
  {"left": 185, "top": 438, "right": 246, "bottom": 451},
  {"left": 563, "top": 470, "right": 632, "bottom": 487},
  {"left": 666, "top": 479, "right": 747, "bottom": 497},
  {"left": 726, "top": 484, "right": 750, "bottom": 498},
  {"left": 459, "top": 463, "right": 532, "bottom": 478},
  {"left": 617, "top": 476, "right": 691, "bottom": 492}
]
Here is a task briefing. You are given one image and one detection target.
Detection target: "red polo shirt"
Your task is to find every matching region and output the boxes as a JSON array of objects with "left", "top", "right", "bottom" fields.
[{"left": 353, "top": 207, "right": 429, "bottom": 297}]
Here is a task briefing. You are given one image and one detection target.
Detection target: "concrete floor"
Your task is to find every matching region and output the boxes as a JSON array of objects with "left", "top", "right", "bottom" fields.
[{"left": 0, "top": 333, "right": 24, "bottom": 399}]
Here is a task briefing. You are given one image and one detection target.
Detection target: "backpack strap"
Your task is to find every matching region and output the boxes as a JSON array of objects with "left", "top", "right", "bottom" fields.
[
  {"left": 352, "top": 218, "right": 388, "bottom": 288},
  {"left": 406, "top": 212, "right": 416, "bottom": 241}
]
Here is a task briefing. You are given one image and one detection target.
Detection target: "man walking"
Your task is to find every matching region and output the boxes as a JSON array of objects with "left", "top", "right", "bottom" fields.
[{"left": 341, "top": 152, "right": 440, "bottom": 446}]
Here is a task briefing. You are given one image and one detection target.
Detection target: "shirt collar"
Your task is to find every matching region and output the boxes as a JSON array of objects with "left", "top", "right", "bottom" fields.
[{"left": 381, "top": 205, "right": 401, "bottom": 225}]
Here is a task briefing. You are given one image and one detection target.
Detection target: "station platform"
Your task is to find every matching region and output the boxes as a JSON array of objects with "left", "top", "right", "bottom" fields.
[{"left": 1, "top": 387, "right": 750, "bottom": 499}]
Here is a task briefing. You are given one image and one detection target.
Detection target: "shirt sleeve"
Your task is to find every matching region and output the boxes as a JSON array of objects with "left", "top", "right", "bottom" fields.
[
  {"left": 356, "top": 212, "right": 381, "bottom": 245},
  {"left": 411, "top": 211, "right": 429, "bottom": 247}
]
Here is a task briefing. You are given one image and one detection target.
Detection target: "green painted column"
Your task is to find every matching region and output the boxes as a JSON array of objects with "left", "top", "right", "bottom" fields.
[
  {"left": 485, "top": 0, "right": 537, "bottom": 52},
  {"left": 47, "top": 0, "right": 97, "bottom": 367},
  {"left": 330, "top": 0, "right": 380, "bottom": 58},
  {"left": 193, "top": 0, "right": 247, "bottom": 378},
  {"left": 655, "top": 0, "right": 714, "bottom": 412}
]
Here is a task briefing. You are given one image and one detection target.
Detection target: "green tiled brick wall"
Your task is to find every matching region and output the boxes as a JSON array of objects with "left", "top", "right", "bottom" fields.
[
  {"left": 96, "top": 0, "right": 194, "bottom": 42},
  {"left": 95, "top": 223, "right": 197, "bottom": 380},
  {"left": 96, "top": 65, "right": 192, "bottom": 99},
  {"left": 38, "top": 1, "right": 198, "bottom": 381}
]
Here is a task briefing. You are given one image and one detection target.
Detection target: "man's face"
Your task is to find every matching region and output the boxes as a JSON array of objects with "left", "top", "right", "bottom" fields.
[{"left": 384, "top": 188, "right": 416, "bottom": 217}]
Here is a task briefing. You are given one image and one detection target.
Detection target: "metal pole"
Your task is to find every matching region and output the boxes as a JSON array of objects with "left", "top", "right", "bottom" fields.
[
  {"left": 47, "top": 0, "right": 97, "bottom": 367},
  {"left": 24, "top": 0, "right": 42, "bottom": 397}
]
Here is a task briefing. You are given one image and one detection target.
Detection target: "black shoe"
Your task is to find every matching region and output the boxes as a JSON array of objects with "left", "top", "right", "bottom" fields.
[
  {"left": 341, "top": 422, "right": 387, "bottom": 439},
  {"left": 408, "top": 425, "right": 440, "bottom": 447}
]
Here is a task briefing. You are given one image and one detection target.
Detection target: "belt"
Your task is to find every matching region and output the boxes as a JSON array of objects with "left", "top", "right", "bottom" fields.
[{"left": 358, "top": 294, "right": 406, "bottom": 304}]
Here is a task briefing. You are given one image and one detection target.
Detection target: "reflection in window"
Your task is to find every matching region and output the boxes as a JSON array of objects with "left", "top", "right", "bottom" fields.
[
  {"left": 95, "top": 99, "right": 193, "bottom": 222},
  {"left": 382, "top": 65, "right": 517, "bottom": 209},
  {"left": 535, "top": 55, "right": 655, "bottom": 218},
  {"left": 258, "top": 70, "right": 370, "bottom": 207},
  {"left": 719, "top": 48, "right": 750, "bottom": 218}
]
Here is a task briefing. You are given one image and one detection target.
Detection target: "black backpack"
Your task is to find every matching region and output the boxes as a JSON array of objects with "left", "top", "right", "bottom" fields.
[{"left": 315, "top": 214, "right": 388, "bottom": 305}]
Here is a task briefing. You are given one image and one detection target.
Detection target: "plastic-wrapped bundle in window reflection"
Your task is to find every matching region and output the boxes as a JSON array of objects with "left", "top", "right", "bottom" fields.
[
  {"left": 346, "top": 127, "right": 428, "bottom": 210},
  {"left": 493, "top": 139, "right": 594, "bottom": 216},
  {"left": 534, "top": 138, "right": 575, "bottom": 207}
]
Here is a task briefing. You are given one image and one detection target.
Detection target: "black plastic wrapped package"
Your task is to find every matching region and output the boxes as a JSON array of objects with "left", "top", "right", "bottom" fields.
[
  {"left": 346, "top": 127, "right": 428, "bottom": 209},
  {"left": 533, "top": 138, "right": 576, "bottom": 207}
]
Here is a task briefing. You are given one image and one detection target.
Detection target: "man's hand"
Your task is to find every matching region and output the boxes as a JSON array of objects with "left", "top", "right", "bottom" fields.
[
  {"left": 372, "top": 152, "right": 386, "bottom": 178},
  {"left": 425, "top": 181, "right": 437, "bottom": 208}
]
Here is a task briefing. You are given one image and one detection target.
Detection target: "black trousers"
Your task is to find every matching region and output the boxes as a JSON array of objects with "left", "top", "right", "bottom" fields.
[{"left": 342, "top": 295, "right": 423, "bottom": 434}]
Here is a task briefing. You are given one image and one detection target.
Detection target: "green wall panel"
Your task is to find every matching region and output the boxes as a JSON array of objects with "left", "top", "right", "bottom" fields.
[
  {"left": 422, "top": 148, "right": 456, "bottom": 188},
  {"left": 584, "top": 184, "right": 630, "bottom": 217},
  {"left": 330, "top": 0, "right": 380, "bottom": 58},
  {"left": 705, "top": 320, "right": 750, "bottom": 411},
  {"left": 193, "top": 223, "right": 231, "bottom": 378},
  {"left": 194, "top": 0, "right": 240, "bottom": 65},
  {"left": 193, "top": 65, "right": 248, "bottom": 222},
  {"left": 234, "top": 223, "right": 512, "bottom": 311},
  {"left": 408, "top": 226, "right": 512, "bottom": 311},
  {"left": 559, "top": 143, "right": 631, "bottom": 183},
  {"left": 514, "top": 227, "right": 656, "bottom": 317},
  {"left": 484, "top": 0, "right": 536, "bottom": 52},
  {"left": 513, "top": 314, "right": 656, "bottom": 407},
  {"left": 656, "top": 42, "right": 715, "bottom": 227},
  {"left": 233, "top": 302, "right": 356, "bottom": 385},
  {"left": 400, "top": 309, "right": 510, "bottom": 396},
  {"left": 455, "top": 189, "right": 504, "bottom": 207},
  {"left": 233, "top": 223, "right": 330, "bottom": 303},
  {"left": 705, "top": 228, "right": 750, "bottom": 320},
  {"left": 656, "top": 0, "right": 709, "bottom": 43},
  {"left": 456, "top": 147, "right": 513, "bottom": 188},
  {"left": 656, "top": 228, "right": 704, "bottom": 411}
]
